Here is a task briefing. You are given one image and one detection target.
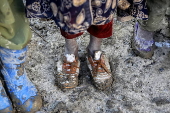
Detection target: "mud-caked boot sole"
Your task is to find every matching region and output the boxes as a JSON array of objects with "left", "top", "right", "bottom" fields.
[
  {"left": 132, "top": 22, "right": 155, "bottom": 59},
  {"left": 0, "top": 107, "right": 15, "bottom": 113},
  {"left": 92, "top": 74, "right": 113, "bottom": 90},
  {"left": 12, "top": 95, "right": 42, "bottom": 113},
  {"left": 132, "top": 38, "right": 155, "bottom": 59}
]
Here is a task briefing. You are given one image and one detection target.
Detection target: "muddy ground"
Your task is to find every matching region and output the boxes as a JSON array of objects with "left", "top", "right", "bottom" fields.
[{"left": 26, "top": 18, "right": 170, "bottom": 113}]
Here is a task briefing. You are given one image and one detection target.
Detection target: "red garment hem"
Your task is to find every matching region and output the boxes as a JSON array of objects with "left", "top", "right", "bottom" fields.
[
  {"left": 60, "top": 29, "right": 84, "bottom": 39},
  {"left": 87, "top": 20, "right": 113, "bottom": 38},
  {"left": 60, "top": 20, "right": 113, "bottom": 39}
]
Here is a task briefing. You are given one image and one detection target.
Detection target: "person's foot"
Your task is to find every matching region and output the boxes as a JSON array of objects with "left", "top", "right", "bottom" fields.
[
  {"left": 57, "top": 54, "right": 80, "bottom": 89},
  {"left": 0, "top": 46, "right": 42, "bottom": 113},
  {"left": 132, "top": 22, "right": 155, "bottom": 59},
  {"left": 87, "top": 51, "right": 113, "bottom": 90},
  {"left": 0, "top": 80, "right": 14, "bottom": 113}
]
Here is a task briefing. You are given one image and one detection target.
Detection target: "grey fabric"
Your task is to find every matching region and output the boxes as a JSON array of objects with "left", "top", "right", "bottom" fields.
[
  {"left": 0, "top": 0, "right": 31, "bottom": 50},
  {"left": 138, "top": 0, "right": 170, "bottom": 31}
]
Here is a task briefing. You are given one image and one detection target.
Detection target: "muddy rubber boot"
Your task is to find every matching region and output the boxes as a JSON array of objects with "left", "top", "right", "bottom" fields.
[
  {"left": 0, "top": 80, "right": 14, "bottom": 113},
  {"left": 0, "top": 46, "right": 42, "bottom": 113},
  {"left": 87, "top": 51, "right": 113, "bottom": 90},
  {"left": 132, "top": 22, "right": 155, "bottom": 59},
  {"left": 57, "top": 54, "right": 80, "bottom": 89}
]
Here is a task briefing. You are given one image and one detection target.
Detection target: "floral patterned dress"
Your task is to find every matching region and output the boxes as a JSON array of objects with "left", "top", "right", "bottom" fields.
[
  {"left": 26, "top": 0, "right": 116, "bottom": 34},
  {"left": 26, "top": 0, "right": 148, "bottom": 34}
]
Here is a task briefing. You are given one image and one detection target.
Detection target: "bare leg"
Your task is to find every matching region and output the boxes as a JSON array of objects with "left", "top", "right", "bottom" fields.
[
  {"left": 65, "top": 38, "right": 78, "bottom": 56},
  {"left": 87, "top": 35, "right": 103, "bottom": 57},
  {"left": 57, "top": 38, "right": 80, "bottom": 89}
]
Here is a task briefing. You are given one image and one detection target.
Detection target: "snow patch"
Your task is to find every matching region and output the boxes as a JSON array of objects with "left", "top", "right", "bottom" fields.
[
  {"left": 94, "top": 51, "right": 102, "bottom": 60},
  {"left": 65, "top": 54, "right": 75, "bottom": 62}
]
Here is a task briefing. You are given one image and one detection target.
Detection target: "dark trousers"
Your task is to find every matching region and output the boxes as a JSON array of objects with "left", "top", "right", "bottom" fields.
[{"left": 138, "top": 0, "right": 170, "bottom": 31}]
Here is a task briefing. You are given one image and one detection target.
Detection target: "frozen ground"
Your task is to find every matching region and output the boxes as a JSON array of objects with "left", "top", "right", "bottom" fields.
[{"left": 26, "top": 18, "right": 170, "bottom": 113}]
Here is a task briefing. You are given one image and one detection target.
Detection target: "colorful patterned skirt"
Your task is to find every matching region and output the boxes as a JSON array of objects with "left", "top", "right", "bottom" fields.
[{"left": 26, "top": 0, "right": 117, "bottom": 34}]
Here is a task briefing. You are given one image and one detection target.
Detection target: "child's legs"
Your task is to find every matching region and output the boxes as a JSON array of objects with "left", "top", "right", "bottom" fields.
[
  {"left": 60, "top": 20, "right": 113, "bottom": 56},
  {"left": 87, "top": 20, "right": 113, "bottom": 56},
  {"left": 60, "top": 29, "right": 84, "bottom": 56}
]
